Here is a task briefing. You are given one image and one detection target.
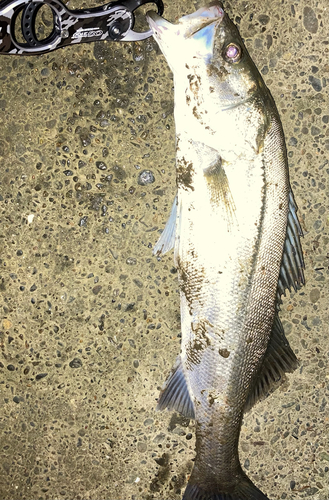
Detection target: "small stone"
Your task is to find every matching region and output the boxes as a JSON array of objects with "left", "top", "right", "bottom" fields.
[
  {"left": 309, "top": 76, "right": 322, "bottom": 92},
  {"left": 288, "top": 137, "right": 298, "bottom": 146},
  {"left": 3, "top": 319, "right": 12, "bottom": 329},
  {"left": 36, "top": 373, "right": 48, "bottom": 380},
  {"left": 303, "top": 6, "right": 318, "bottom": 33},
  {"left": 310, "top": 288, "right": 320, "bottom": 303},
  {"left": 92, "top": 285, "right": 102, "bottom": 295},
  {"left": 271, "top": 434, "right": 279, "bottom": 444},
  {"left": 137, "top": 441, "right": 147, "bottom": 453},
  {"left": 112, "top": 165, "right": 127, "bottom": 180},
  {"left": 79, "top": 216, "right": 88, "bottom": 227},
  {"left": 138, "top": 170, "right": 155, "bottom": 185},
  {"left": 69, "top": 358, "right": 82, "bottom": 368},
  {"left": 153, "top": 433, "right": 166, "bottom": 443},
  {"left": 46, "top": 119, "right": 56, "bottom": 129},
  {"left": 311, "top": 126, "right": 321, "bottom": 136},
  {"left": 132, "top": 43, "right": 144, "bottom": 62},
  {"left": 133, "top": 279, "right": 143, "bottom": 288},
  {"left": 80, "top": 133, "right": 91, "bottom": 147},
  {"left": 125, "top": 303, "right": 135, "bottom": 311},
  {"left": 126, "top": 257, "right": 137, "bottom": 265},
  {"left": 96, "top": 161, "right": 107, "bottom": 171},
  {"left": 258, "top": 14, "right": 270, "bottom": 25}
]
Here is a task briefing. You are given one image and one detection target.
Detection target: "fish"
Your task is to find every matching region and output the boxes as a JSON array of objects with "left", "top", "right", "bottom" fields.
[{"left": 147, "top": 3, "right": 305, "bottom": 500}]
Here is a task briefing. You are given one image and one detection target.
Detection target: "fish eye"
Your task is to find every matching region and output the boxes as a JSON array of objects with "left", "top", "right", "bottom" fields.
[{"left": 223, "top": 43, "right": 242, "bottom": 63}]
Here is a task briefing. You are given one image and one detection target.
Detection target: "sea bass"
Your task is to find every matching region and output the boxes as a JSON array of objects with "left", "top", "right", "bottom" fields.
[{"left": 147, "top": 3, "right": 304, "bottom": 500}]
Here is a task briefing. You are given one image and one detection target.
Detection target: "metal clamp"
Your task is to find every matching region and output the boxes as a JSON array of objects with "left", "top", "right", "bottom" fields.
[{"left": 0, "top": 0, "right": 163, "bottom": 55}]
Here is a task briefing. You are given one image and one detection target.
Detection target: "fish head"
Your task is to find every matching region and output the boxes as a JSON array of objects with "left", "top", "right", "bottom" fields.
[
  {"left": 147, "top": 2, "right": 264, "bottom": 108},
  {"left": 146, "top": 3, "right": 224, "bottom": 73},
  {"left": 209, "top": 4, "right": 266, "bottom": 107}
]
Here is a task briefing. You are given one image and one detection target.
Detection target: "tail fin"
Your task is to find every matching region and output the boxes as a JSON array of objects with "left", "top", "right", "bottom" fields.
[{"left": 183, "top": 473, "right": 270, "bottom": 500}]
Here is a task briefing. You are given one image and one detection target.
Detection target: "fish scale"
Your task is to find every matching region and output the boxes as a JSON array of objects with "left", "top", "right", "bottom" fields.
[{"left": 147, "top": 3, "right": 305, "bottom": 500}]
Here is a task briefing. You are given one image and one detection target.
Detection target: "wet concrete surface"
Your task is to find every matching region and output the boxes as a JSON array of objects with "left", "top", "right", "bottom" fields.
[{"left": 0, "top": 0, "right": 328, "bottom": 498}]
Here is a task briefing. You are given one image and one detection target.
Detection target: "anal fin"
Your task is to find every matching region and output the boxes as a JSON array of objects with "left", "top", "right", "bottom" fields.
[{"left": 156, "top": 356, "right": 195, "bottom": 419}]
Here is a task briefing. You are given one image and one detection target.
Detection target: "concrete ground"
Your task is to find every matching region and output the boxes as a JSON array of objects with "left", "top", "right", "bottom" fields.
[{"left": 0, "top": 0, "right": 328, "bottom": 499}]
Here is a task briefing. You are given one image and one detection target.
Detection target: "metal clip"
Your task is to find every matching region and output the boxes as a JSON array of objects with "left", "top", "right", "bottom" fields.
[{"left": 0, "top": 0, "right": 163, "bottom": 55}]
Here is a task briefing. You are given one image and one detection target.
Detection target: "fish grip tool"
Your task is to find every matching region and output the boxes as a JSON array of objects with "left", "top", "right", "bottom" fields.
[{"left": 0, "top": 0, "right": 163, "bottom": 55}]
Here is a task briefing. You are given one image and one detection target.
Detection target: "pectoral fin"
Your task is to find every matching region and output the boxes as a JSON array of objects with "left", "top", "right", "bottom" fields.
[{"left": 203, "top": 156, "right": 236, "bottom": 220}]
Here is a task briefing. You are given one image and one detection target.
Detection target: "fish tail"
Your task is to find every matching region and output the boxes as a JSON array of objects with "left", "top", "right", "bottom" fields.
[{"left": 183, "top": 472, "right": 270, "bottom": 500}]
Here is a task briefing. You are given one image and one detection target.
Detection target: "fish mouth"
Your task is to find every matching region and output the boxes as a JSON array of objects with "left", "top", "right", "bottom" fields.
[
  {"left": 146, "top": 4, "right": 224, "bottom": 40},
  {"left": 146, "top": 10, "right": 168, "bottom": 36}
]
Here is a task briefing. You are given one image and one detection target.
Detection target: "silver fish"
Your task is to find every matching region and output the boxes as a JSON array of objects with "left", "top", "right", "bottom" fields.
[{"left": 147, "top": 3, "right": 304, "bottom": 500}]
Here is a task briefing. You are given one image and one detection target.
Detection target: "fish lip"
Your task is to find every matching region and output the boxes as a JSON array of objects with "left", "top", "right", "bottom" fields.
[
  {"left": 146, "top": 10, "right": 169, "bottom": 35},
  {"left": 146, "top": 10, "right": 163, "bottom": 25},
  {"left": 146, "top": 4, "right": 224, "bottom": 36}
]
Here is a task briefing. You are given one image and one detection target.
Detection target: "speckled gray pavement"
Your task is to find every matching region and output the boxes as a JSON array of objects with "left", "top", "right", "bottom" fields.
[{"left": 0, "top": 0, "right": 328, "bottom": 499}]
